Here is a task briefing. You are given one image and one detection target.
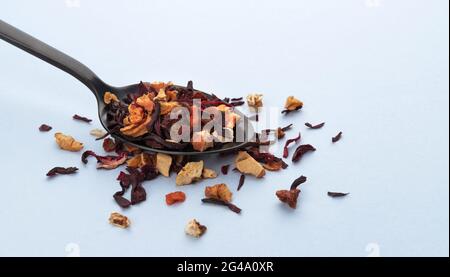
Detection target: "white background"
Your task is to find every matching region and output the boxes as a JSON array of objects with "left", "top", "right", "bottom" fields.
[{"left": 0, "top": 0, "right": 448, "bottom": 257}]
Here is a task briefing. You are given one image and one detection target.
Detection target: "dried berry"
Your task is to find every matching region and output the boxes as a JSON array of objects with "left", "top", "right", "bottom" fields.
[
  {"left": 185, "top": 219, "right": 207, "bottom": 238},
  {"left": 109, "top": 212, "right": 131, "bottom": 228},
  {"left": 305, "top": 122, "right": 325, "bottom": 129},
  {"left": 55, "top": 133, "right": 84, "bottom": 152},
  {"left": 166, "top": 191, "right": 186, "bottom": 205},
  {"left": 46, "top": 167, "right": 78, "bottom": 177},
  {"left": 283, "top": 132, "right": 301, "bottom": 158},
  {"left": 292, "top": 144, "right": 316, "bottom": 163},
  {"left": 332, "top": 132, "right": 343, "bottom": 143},
  {"left": 39, "top": 124, "right": 52, "bottom": 132}
]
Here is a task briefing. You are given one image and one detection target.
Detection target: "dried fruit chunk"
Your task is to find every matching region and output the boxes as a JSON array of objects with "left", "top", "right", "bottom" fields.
[
  {"left": 192, "top": 131, "right": 214, "bottom": 152},
  {"left": 176, "top": 161, "right": 204, "bottom": 186},
  {"left": 165, "top": 191, "right": 186, "bottom": 205},
  {"left": 120, "top": 114, "right": 151, "bottom": 138},
  {"left": 202, "top": 168, "right": 217, "bottom": 179},
  {"left": 109, "top": 212, "right": 131, "bottom": 229},
  {"left": 90, "top": 128, "right": 107, "bottom": 138},
  {"left": 185, "top": 219, "right": 207, "bottom": 238},
  {"left": 235, "top": 151, "right": 265, "bottom": 178},
  {"left": 246, "top": 93, "right": 263, "bottom": 109},
  {"left": 156, "top": 153, "right": 173, "bottom": 177},
  {"left": 55, "top": 132, "right": 84, "bottom": 152},
  {"left": 104, "top": 92, "right": 119, "bottom": 104},
  {"left": 276, "top": 189, "right": 301, "bottom": 209},
  {"left": 136, "top": 93, "right": 155, "bottom": 112},
  {"left": 205, "top": 183, "right": 232, "bottom": 202},
  {"left": 127, "top": 153, "right": 152, "bottom": 168},
  {"left": 283, "top": 96, "right": 303, "bottom": 113}
]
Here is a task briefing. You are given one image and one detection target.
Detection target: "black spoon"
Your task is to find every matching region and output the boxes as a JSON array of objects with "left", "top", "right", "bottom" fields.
[{"left": 0, "top": 20, "right": 254, "bottom": 155}]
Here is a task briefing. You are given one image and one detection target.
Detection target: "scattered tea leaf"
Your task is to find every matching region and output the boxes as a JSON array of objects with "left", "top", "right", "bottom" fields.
[
  {"left": 46, "top": 167, "right": 78, "bottom": 177},
  {"left": 305, "top": 122, "right": 325, "bottom": 129},
  {"left": 332, "top": 132, "right": 343, "bottom": 143},
  {"left": 201, "top": 198, "right": 241, "bottom": 214},
  {"left": 283, "top": 132, "right": 301, "bottom": 158},
  {"left": 237, "top": 174, "right": 246, "bottom": 191}
]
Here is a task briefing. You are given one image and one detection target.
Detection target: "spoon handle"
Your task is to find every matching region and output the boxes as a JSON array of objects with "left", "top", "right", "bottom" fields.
[{"left": 0, "top": 20, "right": 105, "bottom": 96}]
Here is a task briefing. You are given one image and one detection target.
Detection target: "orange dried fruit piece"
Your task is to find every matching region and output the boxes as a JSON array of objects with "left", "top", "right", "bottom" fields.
[
  {"left": 127, "top": 104, "right": 145, "bottom": 124},
  {"left": 160, "top": 101, "right": 180, "bottom": 115},
  {"left": 109, "top": 212, "right": 131, "bottom": 228},
  {"left": 185, "top": 219, "right": 207, "bottom": 238},
  {"left": 192, "top": 131, "right": 214, "bottom": 152},
  {"left": 165, "top": 191, "right": 186, "bottom": 205},
  {"left": 205, "top": 183, "right": 232, "bottom": 202},
  {"left": 202, "top": 168, "right": 217, "bottom": 179},
  {"left": 246, "top": 93, "right": 263, "bottom": 108},
  {"left": 127, "top": 153, "right": 152, "bottom": 168},
  {"left": 235, "top": 151, "right": 265, "bottom": 178},
  {"left": 54, "top": 132, "right": 84, "bottom": 152},
  {"left": 104, "top": 92, "right": 119, "bottom": 104},
  {"left": 284, "top": 96, "right": 303, "bottom": 111},
  {"left": 136, "top": 93, "right": 155, "bottom": 112}
]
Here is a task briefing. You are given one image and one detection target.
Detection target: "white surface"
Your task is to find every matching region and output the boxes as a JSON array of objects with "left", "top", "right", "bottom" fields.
[{"left": 0, "top": 0, "right": 448, "bottom": 257}]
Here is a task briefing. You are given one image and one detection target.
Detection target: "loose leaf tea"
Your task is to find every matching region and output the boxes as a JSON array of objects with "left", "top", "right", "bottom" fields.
[
  {"left": 332, "top": 132, "right": 343, "bottom": 143},
  {"left": 305, "top": 122, "right": 325, "bottom": 129},
  {"left": 39, "top": 124, "right": 52, "bottom": 132},
  {"left": 73, "top": 114, "right": 92, "bottom": 123},
  {"left": 201, "top": 198, "right": 241, "bottom": 214},
  {"left": 328, "top": 192, "right": 349, "bottom": 197},
  {"left": 283, "top": 132, "right": 302, "bottom": 158},
  {"left": 292, "top": 144, "right": 316, "bottom": 163},
  {"left": 102, "top": 81, "right": 243, "bottom": 153},
  {"left": 46, "top": 167, "right": 78, "bottom": 177}
]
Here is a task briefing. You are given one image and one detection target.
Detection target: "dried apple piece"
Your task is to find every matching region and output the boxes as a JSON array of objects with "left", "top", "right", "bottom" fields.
[
  {"left": 109, "top": 212, "right": 131, "bottom": 229},
  {"left": 54, "top": 132, "right": 84, "bottom": 152},
  {"left": 235, "top": 151, "right": 265, "bottom": 178},
  {"left": 176, "top": 161, "right": 204, "bottom": 186},
  {"left": 202, "top": 168, "right": 217, "bottom": 179},
  {"left": 205, "top": 183, "right": 232, "bottom": 202},
  {"left": 185, "top": 219, "right": 207, "bottom": 238},
  {"left": 104, "top": 92, "right": 119, "bottom": 104},
  {"left": 156, "top": 153, "right": 173, "bottom": 177}
]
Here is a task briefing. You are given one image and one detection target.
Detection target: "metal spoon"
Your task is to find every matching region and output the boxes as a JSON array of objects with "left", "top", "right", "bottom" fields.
[{"left": 0, "top": 20, "right": 254, "bottom": 155}]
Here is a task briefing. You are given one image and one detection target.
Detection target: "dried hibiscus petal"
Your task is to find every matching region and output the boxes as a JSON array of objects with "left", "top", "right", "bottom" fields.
[
  {"left": 283, "top": 132, "right": 301, "bottom": 158},
  {"left": 328, "top": 192, "right": 349, "bottom": 197},
  {"left": 39, "top": 124, "right": 52, "bottom": 132},
  {"left": 166, "top": 191, "right": 186, "bottom": 205},
  {"left": 82, "top": 150, "right": 127, "bottom": 169},
  {"left": 332, "top": 131, "right": 343, "bottom": 143},
  {"left": 102, "top": 138, "right": 116, "bottom": 152},
  {"left": 237, "top": 174, "right": 246, "bottom": 191},
  {"left": 221, "top": 165, "right": 230, "bottom": 175},
  {"left": 73, "top": 114, "right": 92, "bottom": 123},
  {"left": 292, "top": 144, "right": 316, "bottom": 163},
  {"left": 46, "top": 167, "right": 78, "bottom": 177},
  {"left": 201, "top": 198, "right": 241, "bottom": 214},
  {"left": 113, "top": 191, "right": 131, "bottom": 208},
  {"left": 305, "top": 122, "right": 325, "bottom": 129}
]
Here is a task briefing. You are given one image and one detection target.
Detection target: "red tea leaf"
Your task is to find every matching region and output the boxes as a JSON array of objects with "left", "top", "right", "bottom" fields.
[
  {"left": 305, "top": 122, "right": 325, "bottom": 129},
  {"left": 328, "top": 192, "right": 349, "bottom": 197},
  {"left": 332, "top": 132, "right": 343, "bottom": 143},
  {"left": 73, "top": 114, "right": 92, "bottom": 123},
  {"left": 292, "top": 144, "right": 316, "bottom": 163},
  {"left": 39, "top": 124, "right": 52, "bottom": 132},
  {"left": 46, "top": 167, "right": 78, "bottom": 177},
  {"left": 283, "top": 132, "right": 301, "bottom": 158}
]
